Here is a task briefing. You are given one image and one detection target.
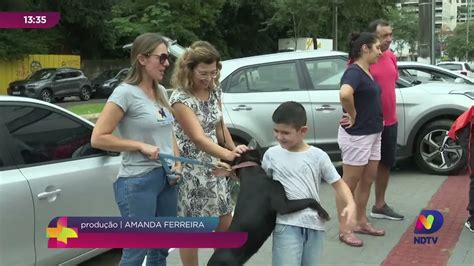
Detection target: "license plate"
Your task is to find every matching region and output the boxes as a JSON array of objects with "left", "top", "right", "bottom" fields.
[{"left": 11, "top": 91, "right": 21, "bottom": 95}]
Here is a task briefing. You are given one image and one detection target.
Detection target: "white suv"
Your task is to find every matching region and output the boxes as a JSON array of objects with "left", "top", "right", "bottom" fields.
[
  {"left": 219, "top": 50, "right": 472, "bottom": 175},
  {"left": 437, "top": 61, "right": 474, "bottom": 78}
]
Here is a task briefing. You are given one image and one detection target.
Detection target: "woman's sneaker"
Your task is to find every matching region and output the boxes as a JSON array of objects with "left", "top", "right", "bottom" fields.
[
  {"left": 370, "top": 204, "right": 404, "bottom": 220},
  {"left": 465, "top": 217, "right": 474, "bottom": 232}
]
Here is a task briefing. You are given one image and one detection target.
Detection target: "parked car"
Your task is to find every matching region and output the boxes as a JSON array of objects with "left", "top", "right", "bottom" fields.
[
  {"left": 97, "top": 68, "right": 128, "bottom": 96},
  {"left": 7, "top": 68, "right": 94, "bottom": 103},
  {"left": 398, "top": 61, "right": 474, "bottom": 86},
  {"left": 0, "top": 96, "right": 120, "bottom": 265},
  {"left": 437, "top": 61, "right": 474, "bottom": 77},
  {"left": 91, "top": 69, "right": 121, "bottom": 92},
  {"left": 218, "top": 50, "right": 472, "bottom": 175}
]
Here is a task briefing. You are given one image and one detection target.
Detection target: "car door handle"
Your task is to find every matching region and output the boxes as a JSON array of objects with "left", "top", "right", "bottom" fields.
[
  {"left": 232, "top": 105, "right": 252, "bottom": 111},
  {"left": 37, "top": 189, "right": 62, "bottom": 200},
  {"left": 315, "top": 105, "right": 336, "bottom": 111}
]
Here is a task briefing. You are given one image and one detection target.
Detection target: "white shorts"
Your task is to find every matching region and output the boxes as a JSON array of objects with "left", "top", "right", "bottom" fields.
[{"left": 338, "top": 126, "right": 382, "bottom": 166}]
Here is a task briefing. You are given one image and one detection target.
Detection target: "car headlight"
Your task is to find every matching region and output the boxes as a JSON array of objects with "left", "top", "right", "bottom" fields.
[{"left": 450, "top": 90, "right": 474, "bottom": 99}]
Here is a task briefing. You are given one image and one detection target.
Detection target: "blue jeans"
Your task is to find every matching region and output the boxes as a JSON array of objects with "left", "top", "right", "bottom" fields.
[
  {"left": 272, "top": 224, "right": 324, "bottom": 266},
  {"left": 113, "top": 167, "right": 177, "bottom": 266}
]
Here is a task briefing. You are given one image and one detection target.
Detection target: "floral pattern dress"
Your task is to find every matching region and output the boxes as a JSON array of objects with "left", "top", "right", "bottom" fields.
[{"left": 169, "top": 87, "right": 233, "bottom": 217}]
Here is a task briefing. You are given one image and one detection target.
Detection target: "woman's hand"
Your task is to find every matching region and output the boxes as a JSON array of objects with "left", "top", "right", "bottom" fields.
[
  {"left": 171, "top": 163, "right": 182, "bottom": 174},
  {"left": 212, "top": 161, "right": 233, "bottom": 177},
  {"left": 169, "top": 163, "right": 183, "bottom": 184},
  {"left": 233, "top": 144, "right": 249, "bottom": 154},
  {"left": 139, "top": 143, "right": 160, "bottom": 160},
  {"left": 224, "top": 144, "right": 249, "bottom": 162},
  {"left": 340, "top": 113, "right": 356, "bottom": 129}
]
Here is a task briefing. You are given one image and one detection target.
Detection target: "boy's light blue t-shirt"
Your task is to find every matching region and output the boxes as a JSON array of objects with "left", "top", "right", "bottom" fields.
[
  {"left": 262, "top": 145, "right": 340, "bottom": 231},
  {"left": 107, "top": 83, "right": 174, "bottom": 178}
]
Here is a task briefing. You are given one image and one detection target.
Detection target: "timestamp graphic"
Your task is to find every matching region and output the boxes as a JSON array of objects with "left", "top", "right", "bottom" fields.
[{"left": 0, "top": 12, "right": 60, "bottom": 29}]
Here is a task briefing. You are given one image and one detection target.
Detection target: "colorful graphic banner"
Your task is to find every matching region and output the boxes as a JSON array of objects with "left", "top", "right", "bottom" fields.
[{"left": 47, "top": 217, "right": 247, "bottom": 248}]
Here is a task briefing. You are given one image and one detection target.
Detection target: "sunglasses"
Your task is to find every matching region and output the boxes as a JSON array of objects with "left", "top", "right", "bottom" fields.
[{"left": 145, "top": 53, "right": 169, "bottom": 65}]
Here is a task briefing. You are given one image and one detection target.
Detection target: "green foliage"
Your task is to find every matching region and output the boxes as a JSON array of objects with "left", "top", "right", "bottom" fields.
[
  {"left": 0, "top": 0, "right": 401, "bottom": 59},
  {"left": 386, "top": 6, "right": 418, "bottom": 58},
  {"left": 445, "top": 22, "right": 474, "bottom": 60}
]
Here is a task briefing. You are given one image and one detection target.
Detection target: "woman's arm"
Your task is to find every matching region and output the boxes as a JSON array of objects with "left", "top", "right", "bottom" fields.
[
  {"left": 91, "top": 102, "right": 159, "bottom": 159},
  {"left": 172, "top": 133, "right": 182, "bottom": 169},
  {"left": 216, "top": 119, "right": 236, "bottom": 150},
  {"left": 173, "top": 102, "right": 238, "bottom": 161},
  {"left": 339, "top": 84, "right": 356, "bottom": 128}
]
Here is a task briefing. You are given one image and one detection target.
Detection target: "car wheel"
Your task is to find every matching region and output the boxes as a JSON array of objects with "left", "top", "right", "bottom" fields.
[
  {"left": 414, "top": 119, "right": 466, "bottom": 175},
  {"left": 80, "top": 86, "right": 91, "bottom": 101},
  {"left": 40, "top": 89, "right": 53, "bottom": 103}
]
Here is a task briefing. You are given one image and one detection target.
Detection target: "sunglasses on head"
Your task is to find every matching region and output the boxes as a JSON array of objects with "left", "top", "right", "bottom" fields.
[{"left": 145, "top": 53, "right": 169, "bottom": 65}]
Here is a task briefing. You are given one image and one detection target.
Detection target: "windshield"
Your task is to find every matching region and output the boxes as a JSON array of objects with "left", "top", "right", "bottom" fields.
[
  {"left": 438, "top": 64, "right": 462, "bottom": 71},
  {"left": 27, "top": 69, "right": 55, "bottom": 81}
]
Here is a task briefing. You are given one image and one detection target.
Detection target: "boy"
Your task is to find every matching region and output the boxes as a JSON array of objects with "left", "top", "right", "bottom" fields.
[{"left": 262, "top": 101, "right": 356, "bottom": 266}]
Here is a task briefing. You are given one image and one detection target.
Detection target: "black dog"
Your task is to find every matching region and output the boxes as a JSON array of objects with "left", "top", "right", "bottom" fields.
[{"left": 208, "top": 149, "right": 329, "bottom": 266}]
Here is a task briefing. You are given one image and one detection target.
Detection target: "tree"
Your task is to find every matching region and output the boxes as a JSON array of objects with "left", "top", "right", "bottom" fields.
[
  {"left": 262, "top": 0, "right": 330, "bottom": 50},
  {"left": 386, "top": 6, "right": 418, "bottom": 60},
  {"left": 261, "top": 0, "right": 398, "bottom": 52},
  {"left": 108, "top": 0, "right": 226, "bottom": 53},
  {"left": 335, "top": 0, "right": 398, "bottom": 51},
  {"left": 445, "top": 22, "right": 474, "bottom": 60},
  {"left": 0, "top": 0, "right": 62, "bottom": 60}
]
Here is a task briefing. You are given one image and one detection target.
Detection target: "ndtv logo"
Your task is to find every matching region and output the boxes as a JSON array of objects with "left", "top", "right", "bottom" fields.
[{"left": 413, "top": 210, "right": 444, "bottom": 245}]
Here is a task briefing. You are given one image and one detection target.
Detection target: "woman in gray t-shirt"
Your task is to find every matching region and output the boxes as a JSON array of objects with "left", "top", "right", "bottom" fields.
[{"left": 91, "top": 33, "right": 180, "bottom": 266}]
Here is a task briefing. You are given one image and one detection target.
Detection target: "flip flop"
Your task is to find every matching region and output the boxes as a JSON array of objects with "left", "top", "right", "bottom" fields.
[
  {"left": 354, "top": 223, "right": 385, "bottom": 236},
  {"left": 339, "top": 232, "right": 363, "bottom": 247}
]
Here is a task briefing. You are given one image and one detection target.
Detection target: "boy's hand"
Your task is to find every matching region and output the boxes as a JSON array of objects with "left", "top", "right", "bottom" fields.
[{"left": 340, "top": 202, "right": 356, "bottom": 230}]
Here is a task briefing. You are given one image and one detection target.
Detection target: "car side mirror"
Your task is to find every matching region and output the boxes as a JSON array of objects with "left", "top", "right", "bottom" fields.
[{"left": 454, "top": 77, "right": 465, "bottom": 84}]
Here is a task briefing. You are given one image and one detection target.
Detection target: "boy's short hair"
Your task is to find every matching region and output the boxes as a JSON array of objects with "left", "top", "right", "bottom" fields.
[{"left": 272, "top": 101, "right": 307, "bottom": 128}]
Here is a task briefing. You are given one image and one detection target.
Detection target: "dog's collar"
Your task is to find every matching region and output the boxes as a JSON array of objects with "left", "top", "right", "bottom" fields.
[{"left": 232, "top": 161, "right": 259, "bottom": 170}]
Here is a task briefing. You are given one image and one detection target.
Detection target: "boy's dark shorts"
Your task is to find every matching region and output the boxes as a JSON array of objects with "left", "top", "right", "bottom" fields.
[{"left": 380, "top": 123, "right": 398, "bottom": 168}]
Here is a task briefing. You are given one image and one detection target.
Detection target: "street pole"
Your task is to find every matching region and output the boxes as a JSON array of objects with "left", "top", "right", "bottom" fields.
[
  {"left": 332, "top": 0, "right": 343, "bottom": 51},
  {"left": 431, "top": 0, "right": 436, "bottom": 64},
  {"left": 418, "top": 0, "right": 433, "bottom": 63},
  {"left": 467, "top": 0, "right": 470, "bottom": 60},
  {"left": 333, "top": 4, "right": 338, "bottom": 50}
]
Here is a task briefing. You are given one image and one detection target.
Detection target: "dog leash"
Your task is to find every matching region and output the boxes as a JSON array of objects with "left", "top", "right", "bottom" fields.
[{"left": 158, "top": 153, "right": 219, "bottom": 185}]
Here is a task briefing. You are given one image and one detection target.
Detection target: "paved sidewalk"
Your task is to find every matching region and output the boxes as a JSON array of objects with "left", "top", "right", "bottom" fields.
[
  {"left": 79, "top": 163, "right": 473, "bottom": 266},
  {"left": 163, "top": 167, "right": 472, "bottom": 266}
]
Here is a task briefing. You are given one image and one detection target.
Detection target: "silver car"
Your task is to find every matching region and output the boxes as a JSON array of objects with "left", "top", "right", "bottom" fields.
[
  {"left": 219, "top": 50, "right": 472, "bottom": 175},
  {"left": 0, "top": 96, "right": 120, "bottom": 265}
]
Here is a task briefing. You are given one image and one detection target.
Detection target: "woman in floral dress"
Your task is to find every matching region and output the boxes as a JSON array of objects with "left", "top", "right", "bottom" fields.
[{"left": 169, "top": 41, "right": 248, "bottom": 266}]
